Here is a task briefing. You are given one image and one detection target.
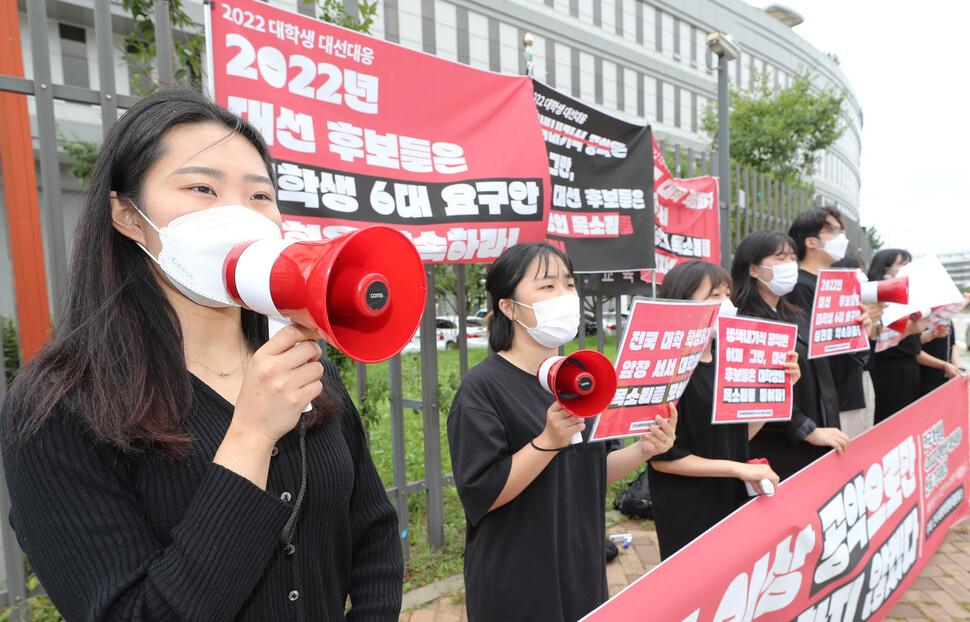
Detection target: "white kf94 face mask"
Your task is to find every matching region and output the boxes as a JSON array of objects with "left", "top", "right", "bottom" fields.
[
  {"left": 819, "top": 233, "right": 849, "bottom": 262},
  {"left": 129, "top": 202, "right": 283, "bottom": 307},
  {"left": 513, "top": 294, "right": 581, "bottom": 348},
  {"left": 757, "top": 261, "right": 799, "bottom": 297}
]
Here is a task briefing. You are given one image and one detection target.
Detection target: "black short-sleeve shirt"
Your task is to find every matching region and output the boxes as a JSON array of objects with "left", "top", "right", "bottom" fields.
[{"left": 447, "top": 354, "right": 611, "bottom": 622}]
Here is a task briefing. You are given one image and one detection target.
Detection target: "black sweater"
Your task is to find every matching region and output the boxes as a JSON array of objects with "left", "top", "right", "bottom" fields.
[{"left": 1, "top": 363, "right": 402, "bottom": 621}]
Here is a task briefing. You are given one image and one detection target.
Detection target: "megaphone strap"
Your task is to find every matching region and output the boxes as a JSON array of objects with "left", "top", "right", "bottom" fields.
[{"left": 280, "top": 416, "right": 308, "bottom": 549}]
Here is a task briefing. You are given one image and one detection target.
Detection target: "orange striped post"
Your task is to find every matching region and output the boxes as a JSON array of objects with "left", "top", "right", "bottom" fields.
[{"left": 0, "top": 0, "right": 52, "bottom": 360}]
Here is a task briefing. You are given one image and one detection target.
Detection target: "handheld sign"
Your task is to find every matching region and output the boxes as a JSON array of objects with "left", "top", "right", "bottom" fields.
[
  {"left": 589, "top": 298, "right": 718, "bottom": 441},
  {"left": 712, "top": 315, "right": 797, "bottom": 424},
  {"left": 807, "top": 269, "right": 869, "bottom": 359}
]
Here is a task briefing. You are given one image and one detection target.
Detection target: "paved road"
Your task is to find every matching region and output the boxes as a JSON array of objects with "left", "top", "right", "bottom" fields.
[{"left": 399, "top": 516, "right": 970, "bottom": 621}]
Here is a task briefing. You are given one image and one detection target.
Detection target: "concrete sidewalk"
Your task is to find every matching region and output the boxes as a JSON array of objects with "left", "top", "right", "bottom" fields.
[{"left": 399, "top": 514, "right": 970, "bottom": 622}]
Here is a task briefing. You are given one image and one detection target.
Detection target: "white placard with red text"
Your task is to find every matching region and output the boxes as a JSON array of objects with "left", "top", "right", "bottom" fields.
[
  {"left": 712, "top": 315, "right": 797, "bottom": 424},
  {"left": 207, "top": 0, "right": 550, "bottom": 262},
  {"left": 588, "top": 299, "right": 718, "bottom": 441},
  {"left": 584, "top": 377, "right": 970, "bottom": 621},
  {"left": 808, "top": 269, "right": 869, "bottom": 359}
]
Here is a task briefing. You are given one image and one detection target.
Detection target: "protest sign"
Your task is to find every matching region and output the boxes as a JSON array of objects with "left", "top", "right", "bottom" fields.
[
  {"left": 207, "top": 0, "right": 549, "bottom": 262},
  {"left": 649, "top": 137, "right": 720, "bottom": 283},
  {"left": 584, "top": 377, "right": 970, "bottom": 622},
  {"left": 533, "top": 81, "right": 654, "bottom": 273},
  {"left": 807, "top": 269, "right": 869, "bottom": 359},
  {"left": 589, "top": 299, "right": 717, "bottom": 441},
  {"left": 712, "top": 315, "right": 797, "bottom": 424},
  {"left": 874, "top": 327, "right": 903, "bottom": 353}
]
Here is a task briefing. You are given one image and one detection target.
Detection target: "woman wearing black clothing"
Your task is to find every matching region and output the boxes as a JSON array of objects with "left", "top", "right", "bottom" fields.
[
  {"left": 447, "top": 242, "right": 677, "bottom": 621},
  {"left": 1, "top": 88, "right": 402, "bottom": 620},
  {"left": 730, "top": 231, "right": 853, "bottom": 480},
  {"left": 867, "top": 248, "right": 926, "bottom": 424},
  {"left": 648, "top": 260, "right": 791, "bottom": 560}
]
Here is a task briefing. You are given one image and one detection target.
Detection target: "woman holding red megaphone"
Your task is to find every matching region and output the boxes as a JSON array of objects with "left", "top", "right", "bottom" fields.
[
  {"left": 447, "top": 242, "right": 677, "bottom": 621},
  {"left": 867, "top": 248, "right": 929, "bottom": 424},
  {"left": 1, "top": 88, "right": 402, "bottom": 620}
]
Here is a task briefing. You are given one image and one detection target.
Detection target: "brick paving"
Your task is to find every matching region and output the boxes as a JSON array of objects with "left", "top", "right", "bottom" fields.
[{"left": 399, "top": 517, "right": 970, "bottom": 621}]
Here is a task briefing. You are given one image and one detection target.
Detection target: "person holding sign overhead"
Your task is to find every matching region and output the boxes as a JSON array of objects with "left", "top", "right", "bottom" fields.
[
  {"left": 730, "top": 231, "right": 851, "bottom": 480},
  {"left": 648, "top": 260, "right": 795, "bottom": 559},
  {"left": 1, "top": 88, "right": 403, "bottom": 621},
  {"left": 447, "top": 242, "right": 677, "bottom": 621}
]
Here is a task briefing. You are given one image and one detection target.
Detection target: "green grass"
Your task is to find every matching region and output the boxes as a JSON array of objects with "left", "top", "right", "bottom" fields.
[{"left": 346, "top": 334, "right": 625, "bottom": 591}]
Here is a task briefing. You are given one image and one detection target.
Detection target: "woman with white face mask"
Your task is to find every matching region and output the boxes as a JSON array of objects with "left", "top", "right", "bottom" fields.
[
  {"left": 1, "top": 88, "right": 402, "bottom": 620},
  {"left": 648, "top": 260, "right": 797, "bottom": 560},
  {"left": 447, "top": 242, "right": 677, "bottom": 621},
  {"left": 730, "top": 231, "right": 850, "bottom": 481}
]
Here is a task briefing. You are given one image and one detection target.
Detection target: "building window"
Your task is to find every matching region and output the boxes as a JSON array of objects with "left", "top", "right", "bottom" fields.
[
  {"left": 673, "top": 17, "right": 680, "bottom": 60},
  {"left": 60, "top": 24, "right": 89, "bottom": 89}
]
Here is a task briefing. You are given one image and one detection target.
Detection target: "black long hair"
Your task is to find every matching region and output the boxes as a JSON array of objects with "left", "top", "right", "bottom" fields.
[
  {"left": 485, "top": 242, "right": 573, "bottom": 352},
  {"left": 867, "top": 248, "right": 911, "bottom": 281},
  {"left": 4, "top": 88, "right": 332, "bottom": 457},
  {"left": 730, "top": 230, "right": 802, "bottom": 322},
  {"left": 658, "top": 260, "right": 731, "bottom": 301}
]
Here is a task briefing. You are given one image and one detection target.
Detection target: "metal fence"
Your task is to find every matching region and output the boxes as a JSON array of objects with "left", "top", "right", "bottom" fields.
[{"left": 0, "top": 0, "right": 867, "bottom": 616}]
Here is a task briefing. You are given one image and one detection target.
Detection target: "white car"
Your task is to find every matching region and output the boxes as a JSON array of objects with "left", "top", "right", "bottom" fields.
[
  {"left": 601, "top": 312, "right": 629, "bottom": 337},
  {"left": 401, "top": 316, "right": 487, "bottom": 353},
  {"left": 441, "top": 315, "right": 488, "bottom": 349}
]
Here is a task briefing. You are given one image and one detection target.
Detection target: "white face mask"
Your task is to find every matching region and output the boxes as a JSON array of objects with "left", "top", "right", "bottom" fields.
[
  {"left": 757, "top": 261, "right": 799, "bottom": 297},
  {"left": 512, "top": 294, "right": 580, "bottom": 348},
  {"left": 130, "top": 203, "right": 282, "bottom": 307},
  {"left": 818, "top": 233, "right": 849, "bottom": 262}
]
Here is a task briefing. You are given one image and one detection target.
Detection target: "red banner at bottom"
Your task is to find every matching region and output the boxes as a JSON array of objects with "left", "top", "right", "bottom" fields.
[{"left": 584, "top": 377, "right": 970, "bottom": 621}]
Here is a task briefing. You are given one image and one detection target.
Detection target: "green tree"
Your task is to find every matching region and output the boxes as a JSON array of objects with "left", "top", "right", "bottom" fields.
[
  {"left": 701, "top": 69, "right": 846, "bottom": 184},
  {"left": 434, "top": 264, "right": 488, "bottom": 317},
  {"left": 866, "top": 225, "right": 884, "bottom": 252},
  {"left": 121, "top": 0, "right": 205, "bottom": 95},
  {"left": 303, "top": 0, "right": 379, "bottom": 33}
]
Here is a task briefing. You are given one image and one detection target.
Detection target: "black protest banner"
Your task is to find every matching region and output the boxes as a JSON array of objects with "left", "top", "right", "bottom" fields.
[{"left": 534, "top": 81, "right": 654, "bottom": 272}]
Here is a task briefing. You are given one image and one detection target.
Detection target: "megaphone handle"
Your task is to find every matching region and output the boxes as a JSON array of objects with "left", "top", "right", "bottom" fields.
[
  {"left": 266, "top": 315, "right": 313, "bottom": 414},
  {"left": 570, "top": 430, "right": 583, "bottom": 445}
]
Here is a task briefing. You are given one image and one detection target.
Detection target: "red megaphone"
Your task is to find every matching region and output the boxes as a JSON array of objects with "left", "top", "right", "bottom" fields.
[
  {"left": 224, "top": 226, "right": 426, "bottom": 363},
  {"left": 537, "top": 350, "right": 618, "bottom": 444},
  {"left": 861, "top": 276, "right": 909, "bottom": 305},
  {"left": 886, "top": 308, "right": 929, "bottom": 335}
]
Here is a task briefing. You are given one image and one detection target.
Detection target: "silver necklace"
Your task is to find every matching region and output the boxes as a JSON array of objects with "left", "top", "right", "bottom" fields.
[{"left": 186, "top": 354, "right": 247, "bottom": 378}]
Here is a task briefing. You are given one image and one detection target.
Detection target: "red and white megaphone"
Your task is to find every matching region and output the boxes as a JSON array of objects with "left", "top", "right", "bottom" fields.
[
  {"left": 224, "top": 226, "right": 426, "bottom": 363},
  {"left": 861, "top": 276, "right": 909, "bottom": 305},
  {"left": 537, "top": 350, "right": 618, "bottom": 444}
]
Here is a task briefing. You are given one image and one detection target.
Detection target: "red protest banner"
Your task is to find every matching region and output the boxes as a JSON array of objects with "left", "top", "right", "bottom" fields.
[
  {"left": 808, "top": 269, "right": 869, "bottom": 359},
  {"left": 649, "top": 137, "right": 720, "bottom": 284},
  {"left": 583, "top": 376, "right": 970, "bottom": 622},
  {"left": 712, "top": 315, "right": 797, "bottom": 424},
  {"left": 207, "top": 0, "right": 549, "bottom": 262},
  {"left": 589, "top": 299, "right": 717, "bottom": 441}
]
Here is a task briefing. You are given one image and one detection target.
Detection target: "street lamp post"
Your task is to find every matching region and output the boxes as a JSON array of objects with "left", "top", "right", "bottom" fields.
[
  {"left": 523, "top": 32, "right": 534, "bottom": 77},
  {"left": 706, "top": 31, "right": 739, "bottom": 268}
]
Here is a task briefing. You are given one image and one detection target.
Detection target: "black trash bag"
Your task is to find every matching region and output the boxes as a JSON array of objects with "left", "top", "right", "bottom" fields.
[
  {"left": 614, "top": 468, "right": 653, "bottom": 520},
  {"left": 605, "top": 537, "right": 619, "bottom": 563}
]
